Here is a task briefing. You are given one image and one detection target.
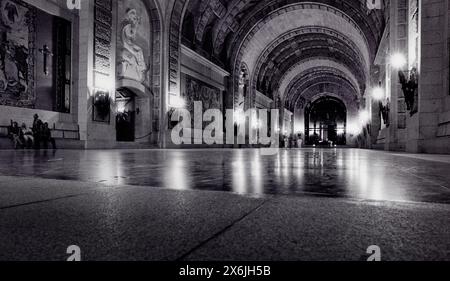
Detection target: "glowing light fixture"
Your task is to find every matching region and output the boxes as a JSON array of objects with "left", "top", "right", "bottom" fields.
[
  {"left": 347, "top": 123, "right": 360, "bottom": 135},
  {"left": 348, "top": 123, "right": 359, "bottom": 135},
  {"left": 234, "top": 110, "right": 245, "bottom": 125},
  {"left": 171, "top": 96, "right": 185, "bottom": 108},
  {"left": 390, "top": 53, "right": 407, "bottom": 69},
  {"left": 94, "top": 75, "right": 114, "bottom": 92},
  {"left": 359, "top": 110, "right": 370, "bottom": 125},
  {"left": 117, "top": 104, "right": 125, "bottom": 114},
  {"left": 372, "top": 86, "right": 384, "bottom": 101}
]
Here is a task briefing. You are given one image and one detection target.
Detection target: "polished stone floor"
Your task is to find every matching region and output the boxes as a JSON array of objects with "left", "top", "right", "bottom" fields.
[
  {"left": 0, "top": 148, "right": 450, "bottom": 204},
  {"left": 0, "top": 148, "right": 449, "bottom": 261}
]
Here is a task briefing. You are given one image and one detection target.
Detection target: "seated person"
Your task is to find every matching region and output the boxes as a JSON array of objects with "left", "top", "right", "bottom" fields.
[
  {"left": 32, "top": 115, "right": 43, "bottom": 149},
  {"left": 41, "top": 122, "right": 56, "bottom": 150},
  {"left": 9, "top": 121, "right": 23, "bottom": 149},
  {"left": 20, "top": 123, "right": 34, "bottom": 148}
]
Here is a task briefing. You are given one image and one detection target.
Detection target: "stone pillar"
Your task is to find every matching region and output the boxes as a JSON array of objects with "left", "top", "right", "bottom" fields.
[
  {"left": 418, "top": 0, "right": 448, "bottom": 153},
  {"left": 386, "top": 0, "right": 408, "bottom": 151},
  {"left": 370, "top": 66, "right": 382, "bottom": 146},
  {"left": 163, "top": 0, "right": 188, "bottom": 148},
  {"left": 76, "top": 0, "right": 95, "bottom": 145},
  {"left": 84, "top": 0, "right": 117, "bottom": 148}
]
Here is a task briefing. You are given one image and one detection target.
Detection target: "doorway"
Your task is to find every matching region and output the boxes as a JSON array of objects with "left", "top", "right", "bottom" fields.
[
  {"left": 305, "top": 96, "right": 347, "bottom": 146},
  {"left": 116, "top": 88, "right": 136, "bottom": 142}
]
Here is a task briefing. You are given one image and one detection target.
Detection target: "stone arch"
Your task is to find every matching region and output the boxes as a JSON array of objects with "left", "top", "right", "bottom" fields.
[
  {"left": 224, "top": 1, "right": 383, "bottom": 62},
  {"left": 230, "top": 4, "right": 373, "bottom": 109},
  {"left": 251, "top": 27, "right": 367, "bottom": 102},
  {"left": 292, "top": 83, "right": 360, "bottom": 140},
  {"left": 278, "top": 58, "right": 362, "bottom": 102},
  {"left": 284, "top": 67, "right": 360, "bottom": 111},
  {"left": 116, "top": 79, "right": 151, "bottom": 98},
  {"left": 303, "top": 95, "right": 349, "bottom": 145},
  {"left": 167, "top": 0, "right": 189, "bottom": 101},
  {"left": 294, "top": 82, "right": 360, "bottom": 113},
  {"left": 296, "top": 83, "right": 359, "bottom": 113}
]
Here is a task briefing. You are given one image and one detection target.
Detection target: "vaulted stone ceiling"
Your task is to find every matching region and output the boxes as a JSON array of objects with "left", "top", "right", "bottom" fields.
[
  {"left": 175, "top": 0, "right": 386, "bottom": 110},
  {"left": 253, "top": 28, "right": 367, "bottom": 100}
]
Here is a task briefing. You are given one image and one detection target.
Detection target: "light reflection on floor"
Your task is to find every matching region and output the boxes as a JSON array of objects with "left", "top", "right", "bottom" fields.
[{"left": 1, "top": 148, "right": 450, "bottom": 204}]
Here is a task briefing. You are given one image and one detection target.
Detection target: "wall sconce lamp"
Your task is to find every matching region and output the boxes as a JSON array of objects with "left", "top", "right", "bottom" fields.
[
  {"left": 372, "top": 83, "right": 385, "bottom": 101},
  {"left": 372, "top": 81, "right": 390, "bottom": 126},
  {"left": 170, "top": 96, "right": 185, "bottom": 109},
  {"left": 390, "top": 53, "right": 407, "bottom": 69},
  {"left": 359, "top": 110, "right": 370, "bottom": 125},
  {"left": 390, "top": 53, "right": 418, "bottom": 115}
]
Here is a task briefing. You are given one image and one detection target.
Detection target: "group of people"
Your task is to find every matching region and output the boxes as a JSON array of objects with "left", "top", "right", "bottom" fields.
[
  {"left": 9, "top": 114, "right": 56, "bottom": 150},
  {"left": 282, "top": 134, "right": 303, "bottom": 149}
]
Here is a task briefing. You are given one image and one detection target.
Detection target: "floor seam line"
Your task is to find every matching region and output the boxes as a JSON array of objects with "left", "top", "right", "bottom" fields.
[
  {"left": 399, "top": 168, "right": 450, "bottom": 190},
  {"left": 0, "top": 192, "right": 96, "bottom": 210},
  {"left": 175, "top": 199, "right": 270, "bottom": 261}
]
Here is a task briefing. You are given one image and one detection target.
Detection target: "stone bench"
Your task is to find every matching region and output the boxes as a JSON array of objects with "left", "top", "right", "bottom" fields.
[
  {"left": 0, "top": 121, "right": 81, "bottom": 149},
  {"left": 0, "top": 124, "right": 10, "bottom": 138},
  {"left": 50, "top": 123, "right": 80, "bottom": 140}
]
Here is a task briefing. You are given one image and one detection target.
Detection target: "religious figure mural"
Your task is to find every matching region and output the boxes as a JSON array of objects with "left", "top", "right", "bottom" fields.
[
  {"left": 181, "top": 73, "right": 222, "bottom": 127},
  {"left": 0, "top": 0, "right": 35, "bottom": 108},
  {"left": 117, "top": 0, "right": 150, "bottom": 85}
]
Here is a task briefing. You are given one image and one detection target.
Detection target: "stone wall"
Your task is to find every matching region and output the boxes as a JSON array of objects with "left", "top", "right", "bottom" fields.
[
  {"left": 165, "top": 44, "right": 229, "bottom": 147},
  {"left": 0, "top": 0, "right": 78, "bottom": 133},
  {"left": 418, "top": 0, "right": 450, "bottom": 153}
]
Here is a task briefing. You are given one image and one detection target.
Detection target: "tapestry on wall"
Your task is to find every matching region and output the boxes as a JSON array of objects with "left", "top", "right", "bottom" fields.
[
  {"left": 117, "top": 0, "right": 151, "bottom": 87},
  {"left": 181, "top": 74, "right": 223, "bottom": 117},
  {"left": 0, "top": 0, "right": 35, "bottom": 108}
]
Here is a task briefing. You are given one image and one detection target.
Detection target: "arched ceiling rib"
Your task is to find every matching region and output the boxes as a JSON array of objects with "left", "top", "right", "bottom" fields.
[
  {"left": 293, "top": 82, "right": 360, "bottom": 113},
  {"left": 306, "top": 92, "right": 359, "bottom": 115},
  {"left": 175, "top": 0, "right": 386, "bottom": 111},
  {"left": 285, "top": 67, "right": 360, "bottom": 105},
  {"left": 252, "top": 28, "right": 367, "bottom": 99},
  {"left": 277, "top": 59, "right": 361, "bottom": 102},
  {"left": 287, "top": 73, "right": 360, "bottom": 111},
  {"left": 182, "top": 0, "right": 385, "bottom": 65},
  {"left": 238, "top": 5, "right": 371, "bottom": 78}
]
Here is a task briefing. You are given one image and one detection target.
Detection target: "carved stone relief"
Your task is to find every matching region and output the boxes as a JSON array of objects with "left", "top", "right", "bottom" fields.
[{"left": 117, "top": 0, "right": 150, "bottom": 85}]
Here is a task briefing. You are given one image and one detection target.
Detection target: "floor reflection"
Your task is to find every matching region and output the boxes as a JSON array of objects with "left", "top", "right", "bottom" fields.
[{"left": 0, "top": 148, "right": 449, "bottom": 204}]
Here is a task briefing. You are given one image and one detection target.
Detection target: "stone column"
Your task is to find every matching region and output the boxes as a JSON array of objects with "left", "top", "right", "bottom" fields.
[
  {"left": 85, "top": 0, "right": 117, "bottom": 148},
  {"left": 76, "top": 0, "right": 95, "bottom": 146},
  {"left": 386, "top": 0, "right": 409, "bottom": 151},
  {"left": 418, "top": 0, "right": 448, "bottom": 153}
]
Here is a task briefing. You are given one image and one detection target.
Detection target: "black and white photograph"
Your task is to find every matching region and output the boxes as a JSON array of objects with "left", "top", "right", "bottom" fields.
[{"left": 0, "top": 0, "right": 449, "bottom": 278}]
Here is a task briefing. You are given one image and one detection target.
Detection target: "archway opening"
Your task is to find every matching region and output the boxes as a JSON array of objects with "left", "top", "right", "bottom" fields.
[
  {"left": 305, "top": 96, "right": 347, "bottom": 146},
  {"left": 116, "top": 88, "right": 137, "bottom": 142}
]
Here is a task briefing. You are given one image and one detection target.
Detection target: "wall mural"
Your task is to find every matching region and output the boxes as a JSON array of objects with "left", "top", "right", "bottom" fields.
[
  {"left": 0, "top": 0, "right": 35, "bottom": 108},
  {"left": 181, "top": 73, "right": 222, "bottom": 125},
  {"left": 117, "top": 0, "right": 150, "bottom": 86}
]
